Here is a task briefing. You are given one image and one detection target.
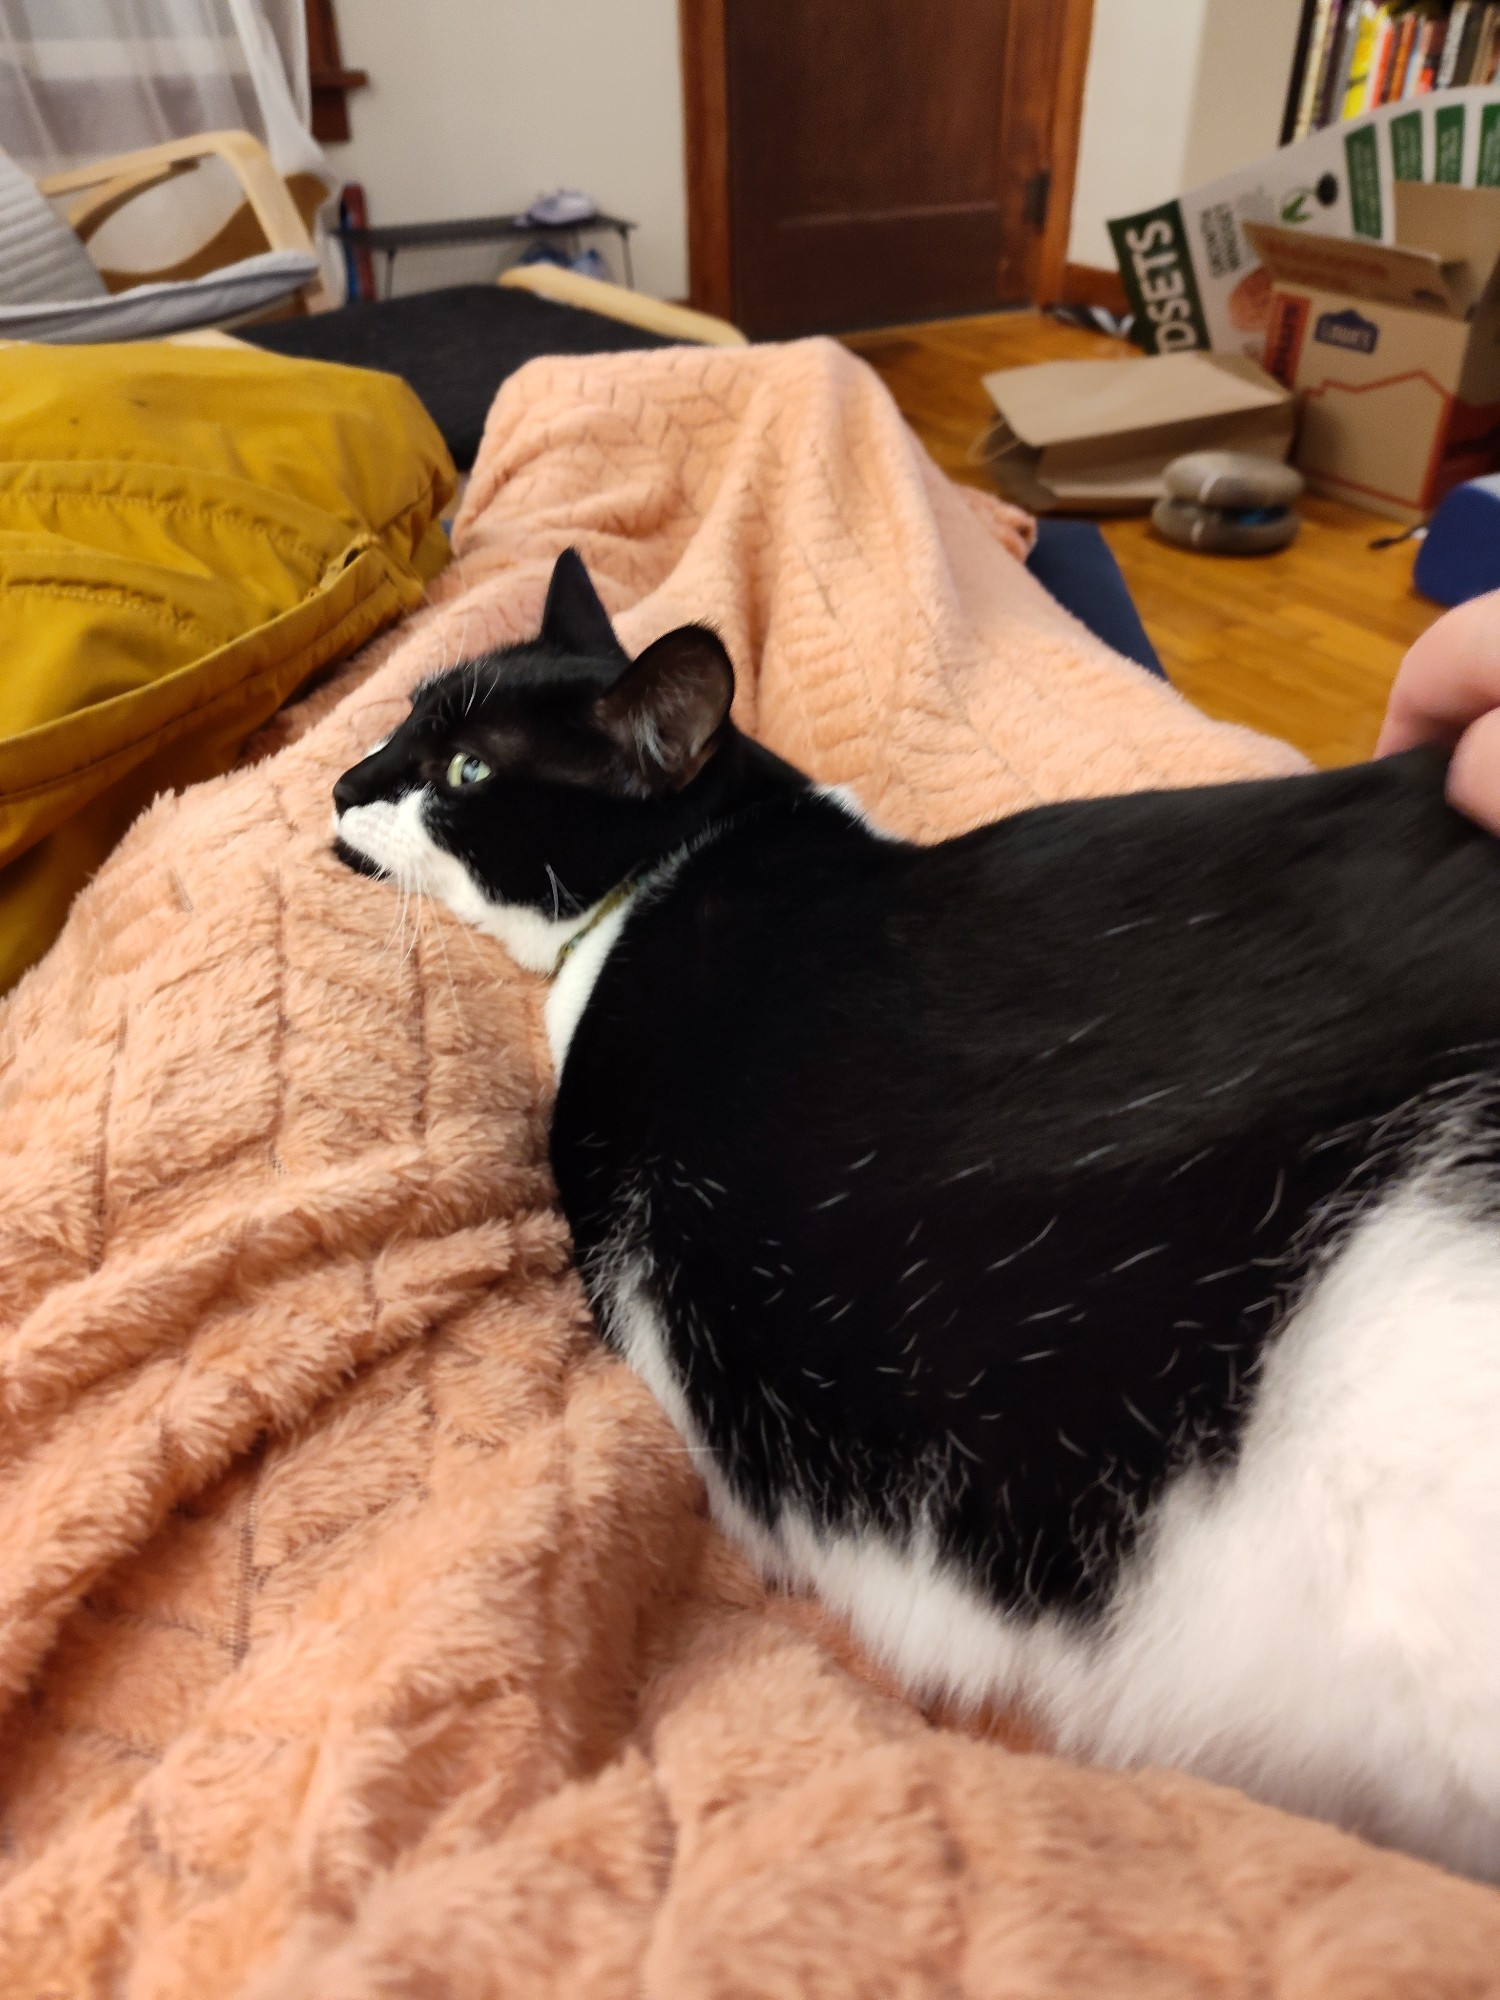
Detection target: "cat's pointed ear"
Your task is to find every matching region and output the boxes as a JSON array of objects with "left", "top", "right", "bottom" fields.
[
  {"left": 593, "top": 625, "right": 735, "bottom": 793},
  {"left": 540, "top": 547, "right": 627, "bottom": 661}
]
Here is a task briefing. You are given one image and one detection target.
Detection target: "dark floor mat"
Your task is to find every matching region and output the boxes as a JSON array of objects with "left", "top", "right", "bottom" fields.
[{"left": 243, "top": 284, "right": 677, "bottom": 471}]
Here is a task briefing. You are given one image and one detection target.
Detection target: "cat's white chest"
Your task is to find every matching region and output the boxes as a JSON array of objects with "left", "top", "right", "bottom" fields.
[{"left": 545, "top": 895, "right": 637, "bottom": 1073}]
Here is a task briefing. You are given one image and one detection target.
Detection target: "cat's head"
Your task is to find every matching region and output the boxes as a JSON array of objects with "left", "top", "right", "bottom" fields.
[{"left": 331, "top": 548, "right": 739, "bottom": 970}]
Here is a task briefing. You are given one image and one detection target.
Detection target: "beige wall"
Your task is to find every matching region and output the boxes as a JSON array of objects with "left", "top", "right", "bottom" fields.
[
  {"left": 326, "top": 0, "right": 687, "bottom": 299},
  {"left": 1181, "top": 0, "right": 1307, "bottom": 188},
  {"left": 324, "top": 1, "right": 1304, "bottom": 310},
  {"left": 1068, "top": 0, "right": 1304, "bottom": 270}
]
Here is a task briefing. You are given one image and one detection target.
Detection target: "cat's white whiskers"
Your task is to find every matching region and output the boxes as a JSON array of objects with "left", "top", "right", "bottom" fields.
[
  {"left": 390, "top": 889, "right": 406, "bottom": 972},
  {"left": 375, "top": 875, "right": 410, "bottom": 972},
  {"left": 417, "top": 885, "right": 465, "bottom": 1027},
  {"left": 443, "top": 896, "right": 498, "bottom": 981},
  {"left": 454, "top": 557, "right": 479, "bottom": 700},
  {"left": 392, "top": 875, "right": 420, "bottom": 971}
]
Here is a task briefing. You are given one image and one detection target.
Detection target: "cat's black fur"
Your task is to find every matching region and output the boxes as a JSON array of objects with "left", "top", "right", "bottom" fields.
[{"left": 334, "top": 550, "right": 1500, "bottom": 1623}]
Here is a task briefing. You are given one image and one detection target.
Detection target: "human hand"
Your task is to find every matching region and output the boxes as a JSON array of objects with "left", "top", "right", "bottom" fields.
[{"left": 1376, "top": 588, "right": 1500, "bottom": 837}]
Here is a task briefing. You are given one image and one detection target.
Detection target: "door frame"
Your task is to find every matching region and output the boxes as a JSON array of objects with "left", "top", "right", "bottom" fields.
[
  {"left": 678, "top": 0, "right": 734, "bottom": 320},
  {"left": 678, "top": 0, "right": 1097, "bottom": 325},
  {"left": 1033, "top": 0, "right": 1097, "bottom": 306}
]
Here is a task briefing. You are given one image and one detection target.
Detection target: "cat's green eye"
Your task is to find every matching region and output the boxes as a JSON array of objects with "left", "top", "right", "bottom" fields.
[{"left": 446, "top": 752, "right": 492, "bottom": 789}]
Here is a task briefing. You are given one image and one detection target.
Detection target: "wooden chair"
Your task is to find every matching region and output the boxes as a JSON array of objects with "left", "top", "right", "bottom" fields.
[
  {"left": 2, "top": 131, "right": 331, "bottom": 341},
  {"left": 40, "top": 131, "right": 330, "bottom": 303}
]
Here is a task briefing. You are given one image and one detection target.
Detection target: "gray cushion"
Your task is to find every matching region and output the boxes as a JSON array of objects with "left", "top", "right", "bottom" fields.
[
  {"left": 1151, "top": 495, "right": 1300, "bottom": 555},
  {"left": 1163, "top": 450, "right": 1304, "bottom": 510},
  {"left": 0, "top": 150, "right": 108, "bottom": 306},
  {"left": 0, "top": 248, "right": 320, "bottom": 342}
]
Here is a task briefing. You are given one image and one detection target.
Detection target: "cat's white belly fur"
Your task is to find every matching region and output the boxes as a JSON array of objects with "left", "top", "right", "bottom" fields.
[{"left": 602, "top": 1180, "right": 1500, "bottom": 1879}]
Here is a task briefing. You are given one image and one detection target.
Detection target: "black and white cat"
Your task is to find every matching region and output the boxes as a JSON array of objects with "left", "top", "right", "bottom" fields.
[{"left": 335, "top": 549, "right": 1500, "bottom": 1878}]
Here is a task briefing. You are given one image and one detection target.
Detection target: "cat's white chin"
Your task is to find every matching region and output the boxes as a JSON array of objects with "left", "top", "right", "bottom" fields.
[{"left": 334, "top": 790, "right": 593, "bottom": 976}]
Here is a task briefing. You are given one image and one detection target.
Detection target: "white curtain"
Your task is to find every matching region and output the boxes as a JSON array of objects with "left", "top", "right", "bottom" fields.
[{"left": 0, "top": 0, "right": 332, "bottom": 273}]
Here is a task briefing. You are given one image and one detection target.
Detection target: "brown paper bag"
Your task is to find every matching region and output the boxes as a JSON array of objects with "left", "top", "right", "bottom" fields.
[{"left": 975, "top": 351, "right": 1295, "bottom": 512}]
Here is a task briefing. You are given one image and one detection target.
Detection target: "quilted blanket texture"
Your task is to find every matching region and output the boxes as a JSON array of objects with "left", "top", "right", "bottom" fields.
[{"left": 2, "top": 338, "right": 1498, "bottom": 1998}]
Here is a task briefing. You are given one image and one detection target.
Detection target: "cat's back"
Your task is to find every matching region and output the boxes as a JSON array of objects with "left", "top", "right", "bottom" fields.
[{"left": 569, "top": 746, "right": 1500, "bottom": 1172}]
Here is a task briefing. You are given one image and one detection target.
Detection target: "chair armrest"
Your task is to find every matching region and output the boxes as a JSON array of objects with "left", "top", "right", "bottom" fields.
[
  {"left": 498, "top": 263, "right": 748, "bottom": 346},
  {"left": 40, "top": 157, "right": 196, "bottom": 242},
  {"left": 40, "top": 132, "right": 315, "bottom": 258}
]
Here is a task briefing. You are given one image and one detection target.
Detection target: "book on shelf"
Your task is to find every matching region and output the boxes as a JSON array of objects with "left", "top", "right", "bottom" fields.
[
  {"left": 1317, "top": 0, "right": 1356, "bottom": 124},
  {"left": 1414, "top": 13, "right": 1445, "bottom": 94},
  {"left": 1382, "top": 11, "right": 1418, "bottom": 101},
  {"left": 1317, "top": 1, "right": 1357, "bottom": 124},
  {"left": 1456, "top": 0, "right": 1487, "bottom": 78},
  {"left": 1342, "top": 2, "right": 1380, "bottom": 118},
  {"left": 1288, "top": 0, "right": 1338, "bottom": 139},
  {"left": 1475, "top": 4, "right": 1500, "bottom": 82},
  {"left": 1284, "top": 0, "right": 1500, "bottom": 139},
  {"left": 1438, "top": 2, "right": 1471, "bottom": 85},
  {"left": 1376, "top": 6, "right": 1408, "bottom": 109}
]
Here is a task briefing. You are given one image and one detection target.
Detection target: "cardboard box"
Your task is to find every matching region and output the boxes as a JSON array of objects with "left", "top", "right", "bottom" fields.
[
  {"left": 1109, "top": 103, "right": 1396, "bottom": 358},
  {"left": 1251, "top": 180, "right": 1500, "bottom": 523},
  {"left": 1109, "top": 85, "right": 1500, "bottom": 362},
  {"left": 976, "top": 352, "right": 1294, "bottom": 513}
]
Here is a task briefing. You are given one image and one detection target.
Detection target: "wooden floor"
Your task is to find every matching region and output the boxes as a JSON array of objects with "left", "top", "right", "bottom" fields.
[{"left": 843, "top": 312, "right": 1439, "bottom": 769}]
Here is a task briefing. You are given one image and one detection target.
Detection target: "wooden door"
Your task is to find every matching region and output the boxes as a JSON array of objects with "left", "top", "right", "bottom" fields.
[{"left": 681, "top": 0, "right": 1093, "bottom": 336}]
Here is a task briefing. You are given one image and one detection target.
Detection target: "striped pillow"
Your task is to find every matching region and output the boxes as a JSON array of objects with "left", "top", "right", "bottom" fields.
[{"left": 0, "top": 150, "right": 107, "bottom": 306}]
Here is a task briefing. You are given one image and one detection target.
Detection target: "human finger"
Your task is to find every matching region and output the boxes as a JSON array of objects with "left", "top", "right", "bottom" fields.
[{"left": 1375, "top": 589, "right": 1500, "bottom": 755}]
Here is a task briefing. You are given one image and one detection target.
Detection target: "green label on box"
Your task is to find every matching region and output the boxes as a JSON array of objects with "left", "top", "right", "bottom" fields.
[
  {"left": 1480, "top": 104, "right": 1500, "bottom": 187},
  {"left": 1107, "top": 200, "right": 1210, "bottom": 354},
  {"left": 1389, "top": 110, "right": 1423, "bottom": 182},
  {"left": 1436, "top": 104, "right": 1465, "bottom": 183},
  {"left": 1345, "top": 124, "right": 1382, "bottom": 237}
]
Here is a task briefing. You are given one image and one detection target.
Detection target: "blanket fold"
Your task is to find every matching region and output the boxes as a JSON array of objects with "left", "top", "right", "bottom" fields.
[{"left": 1, "top": 337, "right": 1494, "bottom": 1998}]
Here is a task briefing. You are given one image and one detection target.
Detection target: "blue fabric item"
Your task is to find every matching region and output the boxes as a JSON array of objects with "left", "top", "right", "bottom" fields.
[
  {"left": 1026, "top": 518, "right": 1163, "bottom": 679},
  {"left": 1414, "top": 474, "right": 1500, "bottom": 608}
]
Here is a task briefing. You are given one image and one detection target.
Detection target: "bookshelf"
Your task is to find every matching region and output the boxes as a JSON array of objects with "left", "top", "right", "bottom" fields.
[{"left": 1279, "top": 0, "right": 1500, "bottom": 145}]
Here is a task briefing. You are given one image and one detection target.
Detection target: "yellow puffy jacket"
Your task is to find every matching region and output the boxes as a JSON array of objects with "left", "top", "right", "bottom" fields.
[{"left": 0, "top": 341, "right": 455, "bottom": 995}]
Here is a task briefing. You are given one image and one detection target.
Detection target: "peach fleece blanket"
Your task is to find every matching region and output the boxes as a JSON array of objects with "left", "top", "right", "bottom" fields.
[{"left": 2, "top": 338, "right": 1498, "bottom": 1999}]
